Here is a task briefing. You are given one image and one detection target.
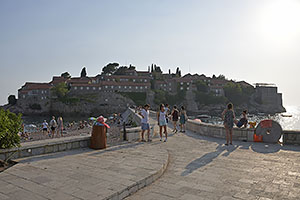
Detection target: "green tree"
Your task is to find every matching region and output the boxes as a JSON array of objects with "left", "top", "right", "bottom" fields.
[
  {"left": 223, "top": 82, "right": 244, "bottom": 105},
  {"left": 8, "top": 95, "right": 17, "bottom": 105},
  {"left": 217, "top": 74, "right": 226, "bottom": 80},
  {"left": 80, "top": 67, "right": 87, "bottom": 77},
  {"left": 51, "top": 82, "right": 68, "bottom": 98},
  {"left": 195, "top": 80, "right": 209, "bottom": 93},
  {"left": 102, "top": 63, "right": 119, "bottom": 74},
  {"left": 61, "top": 72, "right": 71, "bottom": 79},
  {"left": 114, "top": 66, "right": 128, "bottom": 75},
  {"left": 0, "top": 109, "right": 22, "bottom": 149},
  {"left": 128, "top": 64, "right": 135, "bottom": 70}
]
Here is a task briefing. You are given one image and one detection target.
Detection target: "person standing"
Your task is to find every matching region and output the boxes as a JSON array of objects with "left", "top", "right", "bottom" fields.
[
  {"left": 165, "top": 104, "right": 170, "bottom": 124},
  {"left": 42, "top": 120, "right": 49, "bottom": 138},
  {"left": 171, "top": 106, "right": 179, "bottom": 133},
  {"left": 49, "top": 116, "right": 57, "bottom": 138},
  {"left": 138, "top": 104, "right": 151, "bottom": 142},
  {"left": 222, "top": 103, "right": 235, "bottom": 145},
  {"left": 57, "top": 117, "right": 64, "bottom": 137},
  {"left": 179, "top": 106, "right": 188, "bottom": 133},
  {"left": 157, "top": 104, "right": 168, "bottom": 142}
]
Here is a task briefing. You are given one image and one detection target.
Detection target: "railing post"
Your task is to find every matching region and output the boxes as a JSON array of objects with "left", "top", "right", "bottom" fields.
[{"left": 123, "top": 122, "right": 127, "bottom": 141}]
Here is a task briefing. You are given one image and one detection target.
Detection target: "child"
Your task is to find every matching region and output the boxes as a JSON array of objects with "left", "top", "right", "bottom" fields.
[
  {"left": 138, "top": 104, "right": 151, "bottom": 142},
  {"left": 157, "top": 104, "right": 168, "bottom": 142}
]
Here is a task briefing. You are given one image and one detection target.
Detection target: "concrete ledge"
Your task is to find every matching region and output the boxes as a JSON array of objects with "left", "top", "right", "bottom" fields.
[
  {"left": 0, "top": 135, "right": 91, "bottom": 160},
  {"left": 186, "top": 119, "right": 254, "bottom": 141},
  {"left": 283, "top": 130, "right": 300, "bottom": 144}
]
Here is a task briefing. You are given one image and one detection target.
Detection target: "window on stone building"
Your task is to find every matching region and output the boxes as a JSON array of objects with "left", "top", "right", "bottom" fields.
[
  {"left": 99, "top": 87, "right": 101, "bottom": 90},
  {"left": 74, "top": 87, "right": 77, "bottom": 90},
  {"left": 80, "top": 87, "right": 83, "bottom": 90},
  {"left": 87, "top": 87, "right": 89, "bottom": 90},
  {"left": 93, "top": 87, "right": 96, "bottom": 90},
  {"left": 145, "top": 86, "right": 147, "bottom": 89}
]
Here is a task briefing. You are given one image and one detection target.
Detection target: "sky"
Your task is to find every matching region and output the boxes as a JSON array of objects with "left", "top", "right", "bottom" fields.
[{"left": 0, "top": 0, "right": 300, "bottom": 106}]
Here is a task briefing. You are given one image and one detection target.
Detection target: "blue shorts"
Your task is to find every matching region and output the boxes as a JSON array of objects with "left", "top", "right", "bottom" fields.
[
  {"left": 159, "top": 120, "right": 167, "bottom": 126},
  {"left": 141, "top": 123, "right": 150, "bottom": 130}
]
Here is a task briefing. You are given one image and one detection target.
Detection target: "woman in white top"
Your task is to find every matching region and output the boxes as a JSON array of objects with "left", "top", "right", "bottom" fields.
[
  {"left": 57, "top": 117, "right": 64, "bottom": 137},
  {"left": 157, "top": 104, "right": 168, "bottom": 142}
]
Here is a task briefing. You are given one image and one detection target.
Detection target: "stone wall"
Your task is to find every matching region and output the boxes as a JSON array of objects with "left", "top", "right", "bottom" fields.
[
  {"left": 186, "top": 120, "right": 254, "bottom": 142},
  {"left": 0, "top": 135, "right": 90, "bottom": 161},
  {"left": 282, "top": 130, "right": 300, "bottom": 144}
]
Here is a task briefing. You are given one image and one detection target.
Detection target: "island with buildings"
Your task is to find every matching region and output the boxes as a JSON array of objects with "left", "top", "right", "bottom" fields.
[{"left": 3, "top": 63, "right": 286, "bottom": 116}]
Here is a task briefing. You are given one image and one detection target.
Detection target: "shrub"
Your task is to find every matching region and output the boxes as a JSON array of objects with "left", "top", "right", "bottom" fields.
[{"left": 0, "top": 109, "right": 22, "bottom": 149}]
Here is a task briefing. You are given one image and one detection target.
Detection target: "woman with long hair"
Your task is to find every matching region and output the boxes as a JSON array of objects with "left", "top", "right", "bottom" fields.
[{"left": 222, "top": 103, "right": 235, "bottom": 145}]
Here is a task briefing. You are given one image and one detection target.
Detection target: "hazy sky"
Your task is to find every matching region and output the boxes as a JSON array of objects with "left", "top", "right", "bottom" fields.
[{"left": 1, "top": 0, "right": 300, "bottom": 106}]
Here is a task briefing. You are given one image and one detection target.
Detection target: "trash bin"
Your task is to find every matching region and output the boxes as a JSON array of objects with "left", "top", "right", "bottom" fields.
[{"left": 90, "top": 124, "right": 107, "bottom": 149}]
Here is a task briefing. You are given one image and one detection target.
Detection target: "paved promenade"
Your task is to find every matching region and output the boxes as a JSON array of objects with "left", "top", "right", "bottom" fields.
[
  {"left": 0, "top": 142, "right": 169, "bottom": 200},
  {"left": 127, "top": 126, "right": 300, "bottom": 200},
  {"left": 2, "top": 115, "right": 300, "bottom": 200}
]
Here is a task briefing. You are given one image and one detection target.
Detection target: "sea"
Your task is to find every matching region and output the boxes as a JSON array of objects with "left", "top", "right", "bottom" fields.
[{"left": 202, "top": 105, "right": 300, "bottom": 131}]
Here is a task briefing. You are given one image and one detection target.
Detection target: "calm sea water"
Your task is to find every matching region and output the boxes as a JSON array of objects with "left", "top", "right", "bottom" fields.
[
  {"left": 198, "top": 105, "right": 300, "bottom": 131},
  {"left": 276, "top": 105, "right": 300, "bottom": 131}
]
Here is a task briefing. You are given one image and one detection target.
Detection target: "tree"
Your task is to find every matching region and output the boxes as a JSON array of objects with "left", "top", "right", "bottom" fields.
[
  {"left": 128, "top": 64, "right": 135, "bottom": 70},
  {"left": 80, "top": 67, "right": 87, "bottom": 77},
  {"left": 151, "top": 64, "right": 154, "bottom": 72},
  {"left": 61, "top": 72, "right": 71, "bottom": 79},
  {"left": 212, "top": 74, "right": 216, "bottom": 79},
  {"left": 0, "top": 109, "right": 22, "bottom": 149},
  {"left": 114, "top": 66, "right": 128, "bottom": 75},
  {"left": 223, "top": 82, "right": 244, "bottom": 105},
  {"left": 168, "top": 69, "right": 171, "bottom": 74},
  {"left": 217, "top": 74, "right": 226, "bottom": 80},
  {"left": 102, "top": 63, "right": 119, "bottom": 74},
  {"left": 51, "top": 82, "right": 68, "bottom": 98},
  {"left": 8, "top": 95, "right": 17, "bottom": 105},
  {"left": 195, "top": 80, "right": 209, "bottom": 93}
]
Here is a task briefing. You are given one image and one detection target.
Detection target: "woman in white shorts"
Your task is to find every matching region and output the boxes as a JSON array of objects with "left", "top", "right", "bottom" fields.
[{"left": 157, "top": 104, "right": 168, "bottom": 142}]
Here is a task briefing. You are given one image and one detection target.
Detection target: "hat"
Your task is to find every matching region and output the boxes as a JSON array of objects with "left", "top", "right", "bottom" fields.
[{"left": 97, "top": 116, "right": 110, "bottom": 128}]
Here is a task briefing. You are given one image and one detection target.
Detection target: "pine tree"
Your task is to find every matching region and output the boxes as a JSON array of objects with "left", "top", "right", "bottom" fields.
[{"left": 81, "top": 67, "right": 87, "bottom": 77}]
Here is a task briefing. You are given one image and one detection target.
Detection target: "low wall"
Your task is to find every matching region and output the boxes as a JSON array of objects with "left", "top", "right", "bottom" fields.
[
  {"left": 282, "top": 130, "right": 300, "bottom": 144},
  {"left": 0, "top": 135, "right": 90, "bottom": 161},
  {"left": 186, "top": 119, "right": 255, "bottom": 142}
]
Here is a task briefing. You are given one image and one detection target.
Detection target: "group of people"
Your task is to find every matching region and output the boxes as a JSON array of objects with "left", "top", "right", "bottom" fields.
[
  {"left": 138, "top": 103, "right": 188, "bottom": 142},
  {"left": 138, "top": 102, "right": 248, "bottom": 146},
  {"left": 42, "top": 116, "right": 64, "bottom": 138}
]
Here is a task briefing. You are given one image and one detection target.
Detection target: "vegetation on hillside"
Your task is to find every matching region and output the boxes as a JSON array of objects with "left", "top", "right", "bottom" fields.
[
  {"left": 51, "top": 82, "right": 69, "bottom": 98},
  {"left": 119, "top": 92, "right": 146, "bottom": 106},
  {"left": 0, "top": 109, "right": 22, "bottom": 149}
]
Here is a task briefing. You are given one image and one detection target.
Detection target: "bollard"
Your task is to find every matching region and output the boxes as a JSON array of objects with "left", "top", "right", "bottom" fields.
[
  {"left": 90, "top": 125, "right": 107, "bottom": 149},
  {"left": 123, "top": 122, "right": 127, "bottom": 141}
]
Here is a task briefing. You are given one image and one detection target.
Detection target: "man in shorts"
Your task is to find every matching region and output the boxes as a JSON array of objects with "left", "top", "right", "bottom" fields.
[
  {"left": 138, "top": 104, "right": 151, "bottom": 142},
  {"left": 49, "top": 116, "right": 57, "bottom": 138}
]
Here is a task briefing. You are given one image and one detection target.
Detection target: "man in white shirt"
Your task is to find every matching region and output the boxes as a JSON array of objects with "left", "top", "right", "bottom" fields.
[{"left": 138, "top": 104, "right": 151, "bottom": 142}]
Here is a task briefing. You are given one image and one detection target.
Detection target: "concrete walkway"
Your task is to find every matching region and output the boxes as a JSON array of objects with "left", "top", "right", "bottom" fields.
[
  {"left": 127, "top": 125, "right": 300, "bottom": 200},
  {"left": 0, "top": 142, "right": 169, "bottom": 200}
]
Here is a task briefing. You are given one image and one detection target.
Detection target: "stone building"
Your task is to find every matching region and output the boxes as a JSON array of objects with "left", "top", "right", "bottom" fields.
[{"left": 18, "top": 82, "right": 52, "bottom": 101}]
